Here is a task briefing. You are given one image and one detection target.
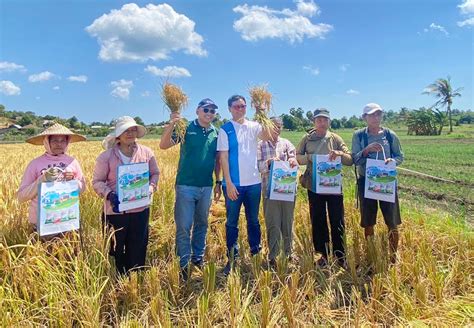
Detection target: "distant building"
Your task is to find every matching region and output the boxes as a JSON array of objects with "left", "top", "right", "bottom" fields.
[{"left": 0, "top": 124, "right": 22, "bottom": 134}]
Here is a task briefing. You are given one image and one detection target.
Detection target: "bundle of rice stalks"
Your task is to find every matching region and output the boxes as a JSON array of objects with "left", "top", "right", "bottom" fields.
[
  {"left": 161, "top": 82, "right": 188, "bottom": 142},
  {"left": 249, "top": 84, "right": 275, "bottom": 131}
]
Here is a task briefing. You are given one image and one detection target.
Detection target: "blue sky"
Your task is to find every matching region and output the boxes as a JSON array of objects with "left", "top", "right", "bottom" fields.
[{"left": 1, "top": 0, "right": 473, "bottom": 124}]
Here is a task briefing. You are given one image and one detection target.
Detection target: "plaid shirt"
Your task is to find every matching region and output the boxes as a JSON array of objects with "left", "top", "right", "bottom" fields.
[{"left": 257, "top": 137, "right": 296, "bottom": 197}]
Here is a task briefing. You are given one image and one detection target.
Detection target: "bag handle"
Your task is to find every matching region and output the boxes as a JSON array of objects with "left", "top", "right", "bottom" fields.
[{"left": 375, "top": 142, "right": 387, "bottom": 161}]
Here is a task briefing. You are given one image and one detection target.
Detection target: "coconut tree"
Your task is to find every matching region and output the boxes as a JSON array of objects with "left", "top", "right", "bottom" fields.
[{"left": 423, "top": 76, "right": 462, "bottom": 133}]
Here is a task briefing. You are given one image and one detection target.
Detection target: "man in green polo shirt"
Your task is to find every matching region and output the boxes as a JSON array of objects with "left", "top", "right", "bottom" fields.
[{"left": 160, "top": 98, "right": 222, "bottom": 280}]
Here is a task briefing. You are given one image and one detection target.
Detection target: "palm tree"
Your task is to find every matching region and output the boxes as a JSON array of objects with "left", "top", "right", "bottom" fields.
[{"left": 423, "top": 76, "right": 462, "bottom": 133}]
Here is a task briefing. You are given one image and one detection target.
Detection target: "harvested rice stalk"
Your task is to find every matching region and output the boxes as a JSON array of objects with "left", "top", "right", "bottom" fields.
[
  {"left": 161, "top": 82, "right": 188, "bottom": 143},
  {"left": 249, "top": 84, "right": 275, "bottom": 132}
]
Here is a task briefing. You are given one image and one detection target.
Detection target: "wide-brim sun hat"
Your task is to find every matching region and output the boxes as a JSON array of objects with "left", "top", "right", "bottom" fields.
[
  {"left": 113, "top": 116, "right": 147, "bottom": 138},
  {"left": 102, "top": 116, "right": 147, "bottom": 150},
  {"left": 26, "top": 123, "right": 87, "bottom": 145},
  {"left": 363, "top": 103, "right": 383, "bottom": 116}
]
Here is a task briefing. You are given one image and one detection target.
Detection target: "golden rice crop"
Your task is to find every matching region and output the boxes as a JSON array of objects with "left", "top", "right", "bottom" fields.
[
  {"left": 161, "top": 82, "right": 188, "bottom": 142},
  {"left": 0, "top": 141, "right": 472, "bottom": 326},
  {"left": 249, "top": 84, "right": 275, "bottom": 131}
]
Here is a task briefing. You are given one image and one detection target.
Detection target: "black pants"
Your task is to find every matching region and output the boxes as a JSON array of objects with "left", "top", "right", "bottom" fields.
[
  {"left": 103, "top": 208, "right": 150, "bottom": 275},
  {"left": 307, "top": 190, "right": 345, "bottom": 260},
  {"left": 357, "top": 177, "right": 401, "bottom": 229}
]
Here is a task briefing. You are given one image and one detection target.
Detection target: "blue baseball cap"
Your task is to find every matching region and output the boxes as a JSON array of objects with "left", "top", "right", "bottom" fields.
[{"left": 197, "top": 98, "right": 218, "bottom": 110}]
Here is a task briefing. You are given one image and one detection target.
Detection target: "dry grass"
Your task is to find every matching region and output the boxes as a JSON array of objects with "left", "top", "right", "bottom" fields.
[
  {"left": 161, "top": 82, "right": 188, "bottom": 142},
  {"left": 0, "top": 141, "right": 473, "bottom": 326}
]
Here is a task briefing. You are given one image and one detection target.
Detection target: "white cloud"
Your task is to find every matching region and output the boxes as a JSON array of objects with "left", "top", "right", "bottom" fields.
[
  {"left": 303, "top": 65, "right": 320, "bottom": 75},
  {"left": 458, "top": 0, "right": 474, "bottom": 26},
  {"left": 86, "top": 3, "right": 207, "bottom": 62},
  {"left": 346, "top": 89, "right": 360, "bottom": 95},
  {"left": 53, "top": 86, "right": 60, "bottom": 91},
  {"left": 458, "top": 17, "right": 474, "bottom": 26},
  {"left": 68, "top": 75, "right": 88, "bottom": 83},
  {"left": 295, "top": 0, "right": 319, "bottom": 17},
  {"left": 0, "top": 80, "right": 21, "bottom": 96},
  {"left": 110, "top": 79, "right": 133, "bottom": 100},
  {"left": 145, "top": 65, "right": 191, "bottom": 78},
  {"left": 459, "top": 0, "right": 474, "bottom": 14},
  {"left": 141, "top": 91, "right": 151, "bottom": 97},
  {"left": 28, "top": 71, "right": 58, "bottom": 83},
  {"left": 233, "top": 1, "right": 332, "bottom": 43},
  {"left": 339, "top": 64, "right": 350, "bottom": 72},
  {"left": 423, "top": 23, "right": 449, "bottom": 36},
  {"left": 0, "top": 61, "right": 26, "bottom": 73}
]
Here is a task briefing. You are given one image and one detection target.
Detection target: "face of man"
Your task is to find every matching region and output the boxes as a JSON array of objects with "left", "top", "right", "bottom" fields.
[
  {"left": 364, "top": 110, "right": 383, "bottom": 128},
  {"left": 313, "top": 116, "right": 330, "bottom": 132},
  {"left": 118, "top": 126, "right": 138, "bottom": 146},
  {"left": 196, "top": 106, "right": 217, "bottom": 126},
  {"left": 49, "top": 135, "right": 69, "bottom": 155},
  {"left": 229, "top": 98, "right": 247, "bottom": 121}
]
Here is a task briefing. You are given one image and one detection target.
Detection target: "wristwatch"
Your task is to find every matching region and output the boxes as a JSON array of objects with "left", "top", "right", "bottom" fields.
[{"left": 215, "top": 180, "right": 222, "bottom": 186}]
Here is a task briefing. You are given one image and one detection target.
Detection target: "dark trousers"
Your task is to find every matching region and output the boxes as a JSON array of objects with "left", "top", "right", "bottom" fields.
[
  {"left": 103, "top": 208, "right": 150, "bottom": 275},
  {"left": 307, "top": 190, "right": 345, "bottom": 260},
  {"left": 357, "top": 177, "right": 401, "bottom": 229}
]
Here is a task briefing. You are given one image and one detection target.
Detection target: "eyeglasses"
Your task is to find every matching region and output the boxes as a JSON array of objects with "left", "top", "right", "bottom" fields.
[
  {"left": 232, "top": 104, "right": 247, "bottom": 109},
  {"left": 202, "top": 107, "right": 217, "bottom": 114}
]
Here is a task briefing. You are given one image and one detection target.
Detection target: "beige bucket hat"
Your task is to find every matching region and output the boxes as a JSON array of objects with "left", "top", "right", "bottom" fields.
[{"left": 26, "top": 123, "right": 87, "bottom": 145}]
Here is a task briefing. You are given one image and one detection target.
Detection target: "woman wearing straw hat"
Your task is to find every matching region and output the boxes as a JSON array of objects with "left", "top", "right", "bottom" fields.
[
  {"left": 17, "top": 123, "right": 87, "bottom": 233},
  {"left": 92, "top": 116, "right": 159, "bottom": 275}
]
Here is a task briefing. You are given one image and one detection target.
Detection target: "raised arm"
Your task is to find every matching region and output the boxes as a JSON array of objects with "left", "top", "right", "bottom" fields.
[
  {"left": 159, "top": 113, "right": 181, "bottom": 150},
  {"left": 258, "top": 124, "right": 275, "bottom": 141}
]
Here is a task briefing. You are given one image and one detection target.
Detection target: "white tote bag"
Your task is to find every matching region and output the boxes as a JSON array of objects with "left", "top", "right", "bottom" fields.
[{"left": 364, "top": 146, "right": 397, "bottom": 203}]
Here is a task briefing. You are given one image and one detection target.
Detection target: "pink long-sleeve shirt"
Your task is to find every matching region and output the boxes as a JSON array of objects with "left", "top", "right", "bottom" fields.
[
  {"left": 92, "top": 143, "right": 160, "bottom": 216},
  {"left": 17, "top": 153, "right": 86, "bottom": 224}
]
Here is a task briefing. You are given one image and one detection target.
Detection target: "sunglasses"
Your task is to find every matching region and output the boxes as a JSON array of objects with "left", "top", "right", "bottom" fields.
[{"left": 202, "top": 107, "right": 217, "bottom": 114}]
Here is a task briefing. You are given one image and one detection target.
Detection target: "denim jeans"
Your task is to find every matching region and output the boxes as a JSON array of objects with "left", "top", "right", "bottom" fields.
[
  {"left": 174, "top": 185, "right": 213, "bottom": 268},
  {"left": 223, "top": 183, "right": 262, "bottom": 259}
]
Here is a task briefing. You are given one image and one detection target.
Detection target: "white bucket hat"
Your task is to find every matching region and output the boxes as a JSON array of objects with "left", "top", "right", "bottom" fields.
[
  {"left": 102, "top": 116, "right": 147, "bottom": 150},
  {"left": 113, "top": 116, "right": 146, "bottom": 138}
]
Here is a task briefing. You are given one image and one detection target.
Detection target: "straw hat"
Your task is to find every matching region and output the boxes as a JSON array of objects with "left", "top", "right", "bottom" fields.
[{"left": 26, "top": 123, "right": 87, "bottom": 145}]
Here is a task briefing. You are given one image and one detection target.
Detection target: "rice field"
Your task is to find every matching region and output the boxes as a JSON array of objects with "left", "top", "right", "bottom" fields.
[
  {"left": 283, "top": 125, "right": 474, "bottom": 223},
  {"left": 0, "top": 132, "right": 473, "bottom": 326}
]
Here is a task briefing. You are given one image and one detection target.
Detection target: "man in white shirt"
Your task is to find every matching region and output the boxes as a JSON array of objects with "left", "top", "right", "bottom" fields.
[{"left": 217, "top": 94, "right": 272, "bottom": 275}]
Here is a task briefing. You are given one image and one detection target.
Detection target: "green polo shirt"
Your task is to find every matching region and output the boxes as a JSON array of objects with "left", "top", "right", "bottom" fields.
[{"left": 174, "top": 120, "right": 218, "bottom": 187}]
